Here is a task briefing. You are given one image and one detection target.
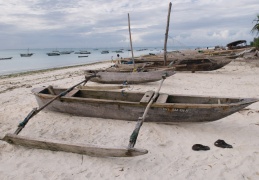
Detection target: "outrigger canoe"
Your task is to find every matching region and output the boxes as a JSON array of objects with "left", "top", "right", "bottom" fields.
[
  {"left": 84, "top": 67, "right": 175, "bottom": 84},
  {"left": 31, "top": 87, "right": 258, "bottom": 123},
  {"left": 0, "top": 77, "right": 148, "bottom": 157}
]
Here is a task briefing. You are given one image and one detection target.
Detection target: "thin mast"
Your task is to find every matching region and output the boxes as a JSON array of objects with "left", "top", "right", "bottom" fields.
[
  {"left": 128, "top": 13, "right": 135, "bottom": 68},
  {"left": 163, "top": 2, "right": 172, "bottom": 66}
]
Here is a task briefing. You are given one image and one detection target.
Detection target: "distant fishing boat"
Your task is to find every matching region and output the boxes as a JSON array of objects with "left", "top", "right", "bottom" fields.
[
  {"left": 0, "top": 57, "right": 13, "bottom": 60},
  {"left": 112, "top": 50, "right": 124, "bottom": 53},
  {"left": 79, "top": 51, "right": 91, "bottom": 54},
  {"left": 74, "top": 50, "right": 91, "bottom": 54},
  {"left": 78, "top": 55, "right": 88, "bottom": 58},
  {"left": 101, "top": 50, "right": 109, "bottom": 54},
  {"left": 20, "top": 48, "right": 33, "bottom": 57},
  {"left": 59, "top": 51, "right": 74, "bottom": 54},
  {"left": 46, "top": 52, "right": 60, "bottom": 56}
]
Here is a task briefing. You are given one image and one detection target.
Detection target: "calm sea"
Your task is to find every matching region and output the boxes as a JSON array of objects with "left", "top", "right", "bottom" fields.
[{"left": 0, "top": 47, "right": 188, "bottom": 76}]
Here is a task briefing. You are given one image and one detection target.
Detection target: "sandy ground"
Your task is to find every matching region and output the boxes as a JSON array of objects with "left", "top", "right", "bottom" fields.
[{"left": 0, "top": 59, "right": 259, "bottom": 180}]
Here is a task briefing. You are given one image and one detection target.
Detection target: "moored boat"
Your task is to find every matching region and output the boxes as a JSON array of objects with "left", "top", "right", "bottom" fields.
[
  {"left": 20, "top": 53, "right": 33, "bottom": 57},
  {"left": 0, "top": 57, "right": 13, "bottom": 60},
  {"left": 78, "top": 55, "right": 88, "bottom": 58},
  {"left": 20, "top": 48, "right": 34, "bottom": 57},
  {"left": 101, "top": 50, "right": 109, "bottom": 54},
  {"left": 46, "top": 52, "right": 60, "bottom": 56}
]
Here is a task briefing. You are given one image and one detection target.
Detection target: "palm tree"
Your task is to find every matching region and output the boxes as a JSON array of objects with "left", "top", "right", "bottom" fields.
[{"left": 251, "top": 14, "right": 259, "bottom": 36}]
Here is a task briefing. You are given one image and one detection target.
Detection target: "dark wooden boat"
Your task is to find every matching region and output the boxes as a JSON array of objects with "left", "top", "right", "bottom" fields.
[
  {"left": 46, "top": 52, "right": 60, "bottom": 56},
  {"left": 121, "top": 57, "right": 232, "bottom": 72},
  {"left": 169, "top": 58, "right": 232, "bottom": 72},
  {"left": 32, "top": 87, "right": 258, "bottom": 123},
  {"left": 84, "top": 67, "right": 175, "bottom": 84},
  {"left": 78, "top": 55, "right": 88, "bottom": 58},
  {"left": 0, "top": 57, "right": 13, "bottom": 60},
  {"left": 79, "top": 51, "right": 91, "bottom": 54},
  {"left": 20, "top": 48, "right": 34, "bottom": 57},
  {"left": 101, "top": 50, "right": 109, "bottom": 54},
  {"left": 20, "top": 53, "right": 33, "bottom": 57}
]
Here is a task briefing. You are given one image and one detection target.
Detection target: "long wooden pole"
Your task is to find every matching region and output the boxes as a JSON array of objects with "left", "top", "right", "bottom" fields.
[
  {"left": 128, "top": 75, "right": 166, "bottom": 149},
  {"left": 128, "top": 13, "right": 135, "bottom": 68},
  {"left": 163, "top": 2, "right": 172, "bottom": 66},
  {"left": 13, "top": 75, "right": 97, "bottom": 135}
]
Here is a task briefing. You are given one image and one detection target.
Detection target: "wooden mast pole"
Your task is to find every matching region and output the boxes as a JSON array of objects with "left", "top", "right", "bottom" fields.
[
  {"left": 128, "top": 13, "right": 135, "bottom": 68},
  {"left": 163, "top": 2, "right": 172, "bottom": 66}
]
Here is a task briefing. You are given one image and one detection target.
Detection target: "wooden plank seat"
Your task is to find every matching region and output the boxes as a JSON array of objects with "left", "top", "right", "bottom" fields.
[
  {"left": 156, "top": 93, "right": 169, "bottom": 103},
  {"left": 140, "top": 91, "right": 154, "bottom": 104},
  {"left": 64, "top": 89, "right": 79, "bottom": 97},
  {"left": 47, "top": 86, "right": 56, "bottom": 95}
]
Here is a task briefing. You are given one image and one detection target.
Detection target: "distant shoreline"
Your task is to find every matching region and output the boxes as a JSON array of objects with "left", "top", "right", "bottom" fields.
[{"left": 0, "top": 60, "right": 110, "bottom": 79}]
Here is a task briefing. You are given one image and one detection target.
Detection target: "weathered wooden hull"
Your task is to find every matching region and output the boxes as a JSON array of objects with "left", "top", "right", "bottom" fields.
[
  {"left": 173, "top": 59, "right": 232, "bottom": 72},
  {"left": 32, "top": 88, "right": 258, "bottom": 123},
  {"left": 122, "top": 57, "right": 232, "bottom": 72},
  {"left": 85, "top": 68, "right": 175, "bottom": 84}
]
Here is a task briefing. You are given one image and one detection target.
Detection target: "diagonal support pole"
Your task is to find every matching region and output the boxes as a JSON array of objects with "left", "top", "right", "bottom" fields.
[
  {"left": 14, "top": 74, "right": 98, "bottom": 135},
  {"left": 128, "top": 75, "right": 166, "bottom": 149}
]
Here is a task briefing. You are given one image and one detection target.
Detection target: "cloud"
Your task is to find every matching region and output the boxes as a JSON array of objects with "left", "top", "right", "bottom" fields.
[{"left": 0, "top": 0, "right": 259, "bottom": 49}]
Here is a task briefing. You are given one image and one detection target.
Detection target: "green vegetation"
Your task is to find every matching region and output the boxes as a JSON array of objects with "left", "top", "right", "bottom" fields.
[
  {"left": 250, "top": 38, "right": 259, "bottom": 48},
  {"left": 251, "top": 14, "right": 259, "bottom": 48}
]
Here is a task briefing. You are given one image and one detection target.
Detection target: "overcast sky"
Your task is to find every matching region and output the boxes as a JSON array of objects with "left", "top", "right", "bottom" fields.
[{"left": 1, "top": 0, "right": 259, "bottom": 49}]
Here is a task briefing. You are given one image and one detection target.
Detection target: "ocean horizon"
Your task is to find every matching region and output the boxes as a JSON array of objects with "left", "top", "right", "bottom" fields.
[{"left": 0, "top": 46, "right": 196, "bottom": 76}]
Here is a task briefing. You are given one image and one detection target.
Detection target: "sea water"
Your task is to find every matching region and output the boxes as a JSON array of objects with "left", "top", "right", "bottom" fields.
[{"left": 0, "top": 47, "right": 188, "bottom": 76}]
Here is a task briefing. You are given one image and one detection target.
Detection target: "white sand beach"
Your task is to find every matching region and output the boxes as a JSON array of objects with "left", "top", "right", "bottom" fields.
[{"left": 0, "top": 59, "right": 259, "bottom": 179}]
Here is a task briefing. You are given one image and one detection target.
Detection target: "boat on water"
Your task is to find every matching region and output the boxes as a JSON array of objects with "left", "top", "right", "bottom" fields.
[
  {"left": 78, "top": 55, "right": 88, "bottom": 58},
  {"left": 84, "top": 67, "right": 175, "bottom": 84},
  {"left": 20, "top": 53, "right": 33, "bottom": 57},
  {"left": 0, "top": 57, "right": 13, "bottom": 60},
  {"left": 46, "top": 52, "right": 60, "bottom": 56},
  {"left": 59, "top": 51, "right": 74, "bottom": 54},
  {"left": 79, "top": 51, "right": 91, "bottom": 54},
  {"left": 31, "top": 87, "right": 258, "bottom": 123},
  {"left": 101, "top": 50, "right": 109, "bottom": 54},
  {"left": 112, "top": 50, "right": 124, "bottom": 53},
  {"left": 20, "top": 48, "right": 33, "bottom": 57}
]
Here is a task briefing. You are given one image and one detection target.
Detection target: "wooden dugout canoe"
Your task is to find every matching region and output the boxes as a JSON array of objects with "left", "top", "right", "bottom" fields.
[
  {"left": 84, "top": 67, "right": 175, "bottom": 84},
  {"left": 32, "top": 87, "right": 258, "bottom": 123},
  {"left": 121, "top": 57, "right": 232, "bottom": 72},
  {"left": 170, "top": 58, "right": 232, "bottom": 72}
]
